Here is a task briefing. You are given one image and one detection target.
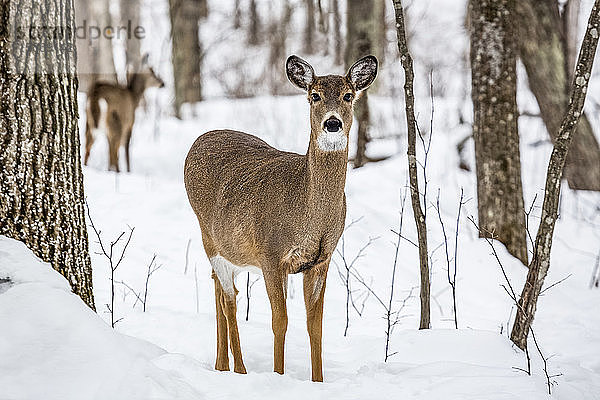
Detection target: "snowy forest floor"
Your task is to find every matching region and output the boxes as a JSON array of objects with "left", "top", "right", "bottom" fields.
[{"left": 2, "top": 91, "right": 600, "bottom": 399}]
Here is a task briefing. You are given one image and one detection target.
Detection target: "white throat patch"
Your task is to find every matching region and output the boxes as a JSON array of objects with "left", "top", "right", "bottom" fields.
[{"left": 317, "top": 130, "right": 347, "bottom": 152}]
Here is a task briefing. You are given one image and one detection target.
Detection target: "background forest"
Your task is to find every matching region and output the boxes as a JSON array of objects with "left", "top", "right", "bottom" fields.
[{"left": 1, "top": 0, "right": 599, "bottom": 398}]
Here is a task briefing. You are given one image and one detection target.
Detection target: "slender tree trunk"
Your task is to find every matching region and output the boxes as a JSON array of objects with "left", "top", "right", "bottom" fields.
[
  {"left": 564, "top": 0, "right": 580, "bottom": 82},
  {"left": 121, "top": 0, "right": 142, "bottom": 70},
  {"left": 169, "top": 0, "right": 202, "bottom": 118},
  {"left": 268, "top": 2, "right": 294, "bottom": 95},
  {"left": 511, "top": 0, "right": 600, "bottom": 350},
  {"left": 74, "top": 0, "right": 118, "bottom": 92},
  {"left": 515, "top": 0, "right": 600, "bottom": 191},
  {"left": 304, "top": 0, "right": 316, "bottom": 54},
  {"left": 234, "top": 0, "right": 241, "bottom": 29},
  {"left": 248, "top": 0, "right": 260, "bottom": 45},
  {"left": 331, "top": 0, "right": 342, "bottom": 65},
  {"left": 0, "top": 0, "right": 95, "bottom": 309},
  {"left": 469, "top": 0, "right": 528, "bottom": 265},
  {"left": 392, "top": 0, "right": 430, "bottom": 330},
  {"left": 346, "top": 0, "right": 375, "bottom": 168}
]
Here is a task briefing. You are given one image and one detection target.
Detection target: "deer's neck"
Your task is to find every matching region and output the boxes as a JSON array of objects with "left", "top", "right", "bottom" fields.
[
  {"left": 127, "top": 75, "right": 147, "bottom": 106},
  {"left": 305, "top": 133, "right": 348, "bottom": 210}
]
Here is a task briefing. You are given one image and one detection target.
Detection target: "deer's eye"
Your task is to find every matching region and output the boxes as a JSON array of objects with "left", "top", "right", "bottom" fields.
[
  {"left": 311, "top": 93, "right": 321, "bottom": 102},
  {"left": 343, "top": 93, "right": 353, "bottom": 102}
]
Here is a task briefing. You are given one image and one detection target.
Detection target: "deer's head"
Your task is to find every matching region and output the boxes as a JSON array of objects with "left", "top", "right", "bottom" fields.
[
  {"left": 128, "top": 54, "right": 165, "bottom": 93},
  {"left": 286, "top": 55, "right": 378, "bottom": 152}
]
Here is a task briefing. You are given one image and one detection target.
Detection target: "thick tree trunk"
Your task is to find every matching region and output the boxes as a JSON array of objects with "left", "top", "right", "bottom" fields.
[
  {"left": 331, "top": 0, "right": 343, "bottom": 65},
  {"left": 0, "top": 0, "right": 95, "bottom": 309},
  {"left": 469, "top": 0, "right": 528, "bottom": 265},
  {"left": 515, "top": 0, "right": 600, "bottom": 191},
  {"left": 74, "top": 0, "right": 118, "bottom": 93},
  {"left": 304, "top": 0, "right": 316, "bottom": 54},
  {"left": 392, "top": 0, "right": 430, "bottom": 330},
  {"left": 346, "top": 0, "right": 375, "bottom": 168},
  {"left": 511, "top": 0, "right": 600, "bottom": 350},
  {"left": 121, "top": 0, "right": 142, "bottom": 70},
  {"left": 169, "top": 0, "right": 202, "bottom": 118}
]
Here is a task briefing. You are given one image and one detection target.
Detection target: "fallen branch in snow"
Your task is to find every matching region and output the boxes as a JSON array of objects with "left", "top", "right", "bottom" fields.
[{"left": 85, "top": 201, "right": 135, "bottom": 328}]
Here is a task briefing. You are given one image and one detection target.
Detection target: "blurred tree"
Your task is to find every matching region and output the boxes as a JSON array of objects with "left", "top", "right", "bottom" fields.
[
  {"left": 564, "top": 0, "right": 581, "bottom": 82},
  {"left": 74, "top": 0, "right": 117, "bottom": 93},
  {"left": 330, "top": 0, "right": 343, "bottom": 65},
  {"left": 345, "top": 0, "right": 375, "bottom": 168},
  {"left": 469, "top": 0, "right": 528, "bottom": 265},
  {"left": 268, "top": 1, "right": 294, "bottom": 94},
  {"left": 200, "top": 0, "right": 208, "bottom": 19},
  {"left": 121, "top": 0, "right": 142, "bottom": 71},
  {"left": 248, "top": 0, "right": 260, "bottom": 45},
  {"left": 0, "top": 0, "right": 95, "bottom": 309},
  {"left": 234, "top": 0, "right": 241, "bottom": 29},
  {"left": 515, "top": 0, "right": 600, "bottom": 191},
  {"left": 169, "top": 0, "right": 202, "bottom": 118},
  {"left": 304, "top": 0, "right": 316, "bottom": 54}
]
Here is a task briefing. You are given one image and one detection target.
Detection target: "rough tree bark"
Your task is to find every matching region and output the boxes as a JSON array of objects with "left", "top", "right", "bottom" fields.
[
  {"left": 515, "top": 0, "right": 600, "bottom": 191},
  {"left": 511, "top": 0, "right": 600, "bottom": 351},
  {"left": 0, "top": 0, "right": 95, "bottom": 309},
  {"left": 121, "top": 0, "right": 142, "bottom": 70},
  {"left": 392, "top": 0, "right": 430, "bottom": 330},
  {"left": 169, "top": 0, "right": 202, "bottom": 118},
  {"left": 74, "top": 0, "right": 117, "bottom": 93},
  {"left": 346, "top": 0, "right": 375, "bottom": 168},
  {"left": 304, "top": 0, "right": 316, "bottom": 54},
  {"left": 469, "top": 0, "right": 528, "bottom": 265}
]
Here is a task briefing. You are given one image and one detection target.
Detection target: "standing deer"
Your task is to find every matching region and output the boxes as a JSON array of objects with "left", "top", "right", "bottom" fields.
[
  {"left": 184, "top": 55, "right": 377, "bottom": 381},
  {"left": 84, "top": 55, "right": 164, "bottom": 172}
]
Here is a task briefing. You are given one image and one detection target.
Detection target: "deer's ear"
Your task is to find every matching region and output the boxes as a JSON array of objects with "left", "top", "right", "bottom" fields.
[
  {"left": 347, "top": 55, "right": 378, "bottom": 91},
  {"left": 286, "top": 55, "right": 315, "bottom": 91}
]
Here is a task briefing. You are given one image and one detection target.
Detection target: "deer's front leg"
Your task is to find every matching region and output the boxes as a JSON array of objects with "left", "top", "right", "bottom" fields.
[
  {"left": 264, "top": 269, "right": 288, "bottom": 375},
  {"left": 303, "top": 260, "right": 329, "bottom": 382}
]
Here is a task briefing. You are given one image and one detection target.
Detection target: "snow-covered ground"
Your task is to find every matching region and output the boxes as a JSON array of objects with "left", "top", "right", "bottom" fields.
[
  {"left": 2, "top": 0, "right": 600, "bottom": 398},
  {"left": 2, "top": 88, "right": 599, "bottom": 398}
]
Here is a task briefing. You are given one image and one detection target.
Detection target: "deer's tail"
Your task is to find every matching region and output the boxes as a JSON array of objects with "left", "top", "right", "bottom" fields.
[{"left": 87, "top": 83, "right": 103, "bottom": 129}]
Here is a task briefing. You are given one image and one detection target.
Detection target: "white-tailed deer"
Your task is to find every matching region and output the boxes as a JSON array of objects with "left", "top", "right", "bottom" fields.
[
  {"left": 84, "top": 55, "right": 164, "bottom": 172},
  {"left": 184, "top": 55, "right": 377, "bottom": 381}
]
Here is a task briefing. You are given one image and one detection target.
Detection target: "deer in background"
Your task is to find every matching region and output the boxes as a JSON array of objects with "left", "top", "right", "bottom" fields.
[
  {"left": 84, "top": 54, "right": 164, "bottom": 172},
  {"left": 184, "top": 55, "right": 378, "bottom": 381}
]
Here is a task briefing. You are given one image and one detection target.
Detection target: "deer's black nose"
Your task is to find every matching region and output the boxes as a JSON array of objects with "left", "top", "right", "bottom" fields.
[{"left": 324, "top": 117, "right": 342, "bottom": 132}]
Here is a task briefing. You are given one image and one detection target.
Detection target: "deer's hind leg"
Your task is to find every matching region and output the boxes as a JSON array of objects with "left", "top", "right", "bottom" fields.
[
  {"left": 84, "top": 120, "right": 95, "bottom": 166},
  {"left": 124, "top": 127, "right": 133, "bottom": 173},
  {"left": 212, "top": 271, "right": 230, "bottom": 371},
  {"left": 209, "top": 255, "right": 247, "bottom": 374},
  {"left": 107, "top": 111, "right": 122, "bottom": 172}
]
